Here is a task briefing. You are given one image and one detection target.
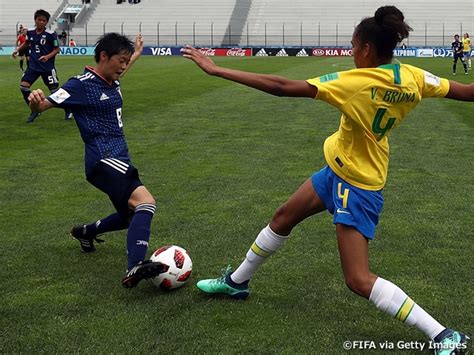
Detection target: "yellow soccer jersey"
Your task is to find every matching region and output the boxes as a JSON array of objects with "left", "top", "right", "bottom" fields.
[
  {"left": 306, "top": 64, "right": 450, "bottom": 190},
  {"left": 462, "top": 37, "right": 471, "bottom": 51}
]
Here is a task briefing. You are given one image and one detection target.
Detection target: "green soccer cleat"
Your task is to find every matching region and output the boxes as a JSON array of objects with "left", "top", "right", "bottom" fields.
[
  {"left": 196, "top": 266, "right": 250, "bottom": 300},
  {"left": 433, "top": 328, "right": 470, "bottom": 355}
]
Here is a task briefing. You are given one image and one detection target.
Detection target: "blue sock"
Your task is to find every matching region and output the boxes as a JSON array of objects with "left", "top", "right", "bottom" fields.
[
  {"left": 85, "top": 212, "right": 129, "bottom": 237},
  {"left": 20, "top": 86, "right": 31, "bottom": 106},
  {"left": 127, "top": 204, "right": 156, "bottom": 270}
]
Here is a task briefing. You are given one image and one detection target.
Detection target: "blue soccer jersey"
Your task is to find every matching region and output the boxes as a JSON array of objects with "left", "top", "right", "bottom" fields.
[
  {"left": 47, "top": 67, "right": 131, "bottom": 174},
  {"left": 26, "top": 28, "right": 59, "bottom": 72}
]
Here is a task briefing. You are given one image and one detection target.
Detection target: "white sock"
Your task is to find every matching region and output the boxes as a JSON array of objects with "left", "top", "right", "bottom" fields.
[
  {"left": 369, "top": 277, "right": 445, "bottom": 339},
  {"left": 230, "top": 225, "right": 289, "bottom": 284}
]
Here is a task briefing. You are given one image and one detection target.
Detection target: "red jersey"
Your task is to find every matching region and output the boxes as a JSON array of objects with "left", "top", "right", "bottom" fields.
[{"left": 17, "top": 34, "right": 26, "bottom": 45}]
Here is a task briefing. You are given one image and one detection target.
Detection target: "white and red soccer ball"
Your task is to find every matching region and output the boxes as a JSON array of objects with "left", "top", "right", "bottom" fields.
[{"left": 149, "top": 245, "right": 192, "bottom": 290}]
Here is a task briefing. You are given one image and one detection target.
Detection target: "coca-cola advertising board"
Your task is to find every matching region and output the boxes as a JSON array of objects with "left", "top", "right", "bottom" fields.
[{"left": 197, "top": 48, "right": 252, "bottom": 56}]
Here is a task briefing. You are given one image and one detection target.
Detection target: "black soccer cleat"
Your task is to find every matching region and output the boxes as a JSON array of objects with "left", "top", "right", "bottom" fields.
[
  {"left": 27, "top": 112, "right": 41, "bottom": 123},
  {"left": 70, "top": 224, "right": 104, "bottom": 253},
  {"left": 64, "top": 110, "right": 74, "bottom": 120},
  {"left": 122, "top": 260, "right": 169, "bottom": 289}
]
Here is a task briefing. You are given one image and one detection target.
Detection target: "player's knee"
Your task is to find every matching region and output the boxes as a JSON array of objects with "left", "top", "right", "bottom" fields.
[
  {"left": 270, "top": 204, "right": 294, "bottom": 235},
  {"left": 344, "top": 274, "right": 373, "bottom": 298}
]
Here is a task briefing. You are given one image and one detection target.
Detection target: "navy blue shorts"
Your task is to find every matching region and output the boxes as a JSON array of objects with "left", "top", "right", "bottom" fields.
[
  {"left": 311, "top": 166, "right": 384, "bottom": 239},
  {"left": 86, "top": 159, "right": 143, "bottom": 219},
  {"left": 21, "top": 67, "right": 59, "bottom": 89}
]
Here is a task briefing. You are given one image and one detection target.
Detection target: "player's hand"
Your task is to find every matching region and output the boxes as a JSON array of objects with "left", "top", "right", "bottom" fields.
[
  {"left": 134, "top": 33, "right": 144, "bottom": 55},
  {"left": 28, "top": 89, "right": 46, "bottom": 105},
  {"left": 180, "top": 45, "right": 218, "bottom": 75},
  {"left": 12, "top": 51, "right": 18, "bottom": 59},
  {"left": 38, "top": 55, "right": 48, "bottom": 62}
]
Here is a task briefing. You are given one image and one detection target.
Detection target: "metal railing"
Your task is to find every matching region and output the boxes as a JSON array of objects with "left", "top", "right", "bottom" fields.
[{"left": 1, "top": 21, "right": 470, "bottom": 47}]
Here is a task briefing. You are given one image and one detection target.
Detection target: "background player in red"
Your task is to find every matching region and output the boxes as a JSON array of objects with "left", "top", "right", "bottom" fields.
[{"left": 15, "top": 28, "right": 29, "bottom": 72}]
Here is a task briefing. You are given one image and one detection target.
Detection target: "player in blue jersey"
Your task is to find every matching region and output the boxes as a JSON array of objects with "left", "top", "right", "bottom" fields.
[
  {"left": 451, "top": 34, "right": 468, "bottom": 75},
  {"left": 13, "top": 9, "right": 72, "bottom": 122},
  {"left": 28, "top": 33, "right": 169, "bottom": 288}
]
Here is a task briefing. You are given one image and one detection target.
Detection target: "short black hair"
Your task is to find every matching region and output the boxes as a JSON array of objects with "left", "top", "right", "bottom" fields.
[
  {"left": 34, "top": 9, "right": 51, "bottom": 21},
  {"left": 94, "top": 33, "right": 134, "bottom": 63},
  {"left": 355, "top": 6, "right": 412, "bottom": 62}
]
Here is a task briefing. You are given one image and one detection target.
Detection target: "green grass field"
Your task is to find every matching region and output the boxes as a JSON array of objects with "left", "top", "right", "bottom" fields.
[{"left": 0, "top": 55, "right": 472, "bottom": 354}]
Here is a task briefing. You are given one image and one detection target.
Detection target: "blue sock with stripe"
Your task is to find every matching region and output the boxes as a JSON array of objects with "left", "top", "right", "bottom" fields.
[
  {"left": 85, "top": 212, "right": 129, "bottom": 237},
  {"left": 127, "top": 203, "right": 156, "bottom": 270}
]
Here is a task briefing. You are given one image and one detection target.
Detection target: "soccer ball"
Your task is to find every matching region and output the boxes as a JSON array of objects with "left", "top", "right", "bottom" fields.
[{"left": 149, "top": 245, "right": 192, "bottom": 290}]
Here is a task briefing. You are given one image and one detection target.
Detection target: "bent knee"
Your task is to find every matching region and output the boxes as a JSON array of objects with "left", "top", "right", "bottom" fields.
[
  {"left": 344, "top": 275, "right": 374, "bottom": 298},
  {"left": 128, "top": 186, "right": 156, "bottom": 209},
  {"left": 270, "top": 205, "right": 294, "bottom": 234}
]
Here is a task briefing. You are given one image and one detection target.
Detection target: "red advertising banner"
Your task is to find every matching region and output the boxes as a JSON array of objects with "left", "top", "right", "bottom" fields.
[
  {"left": 312, "top": 48, "right": 353, "bottom": 56},
  {"left": 197, "top": 48, "right": 252, "bottom": 56}
]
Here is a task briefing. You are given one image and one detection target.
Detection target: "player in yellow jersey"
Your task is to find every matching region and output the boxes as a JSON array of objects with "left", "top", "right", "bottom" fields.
[
  {"left": 182, "top": 6, "right": 470, "bottom": 353},
  {"left": 463, "top": 33, "right": 471, "bottom": 69}
]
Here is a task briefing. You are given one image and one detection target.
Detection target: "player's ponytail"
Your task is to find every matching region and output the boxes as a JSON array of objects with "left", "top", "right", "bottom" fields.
[{"left": 355, "top": 6, "right": 412, "bottom": 61}]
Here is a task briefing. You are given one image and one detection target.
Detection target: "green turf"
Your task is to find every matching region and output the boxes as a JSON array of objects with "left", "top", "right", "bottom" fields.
[{"left": 0, "top": 55, "right": 472, "bottom": 354}]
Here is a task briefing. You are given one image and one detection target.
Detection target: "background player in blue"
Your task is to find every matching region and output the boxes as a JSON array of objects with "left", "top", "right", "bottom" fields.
[
  {"left": 451, "top": 34, "right": 468, "bottom": 75},
  {"left": 12, "top": 9, "right": 72, "bottom": 122},
  {"left": 27, "top": 33, "right": 169, "bottom": 288}
]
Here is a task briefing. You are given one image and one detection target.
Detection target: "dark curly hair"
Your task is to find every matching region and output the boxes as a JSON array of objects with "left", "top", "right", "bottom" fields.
[{"left": 354, "top": 6, "right": 412, "bottom": 61}]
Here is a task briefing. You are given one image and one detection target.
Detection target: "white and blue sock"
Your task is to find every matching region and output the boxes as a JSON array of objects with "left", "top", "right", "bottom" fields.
[{"left": 126, "top": 203, "right": 156, "bottom": 270}]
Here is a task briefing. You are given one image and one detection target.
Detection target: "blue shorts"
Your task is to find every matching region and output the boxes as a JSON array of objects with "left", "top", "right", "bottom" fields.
[
  {"left": 311, "top": 166, "right": 384, "bottom": 239},
  {"left": 86, "top": 159, "right": 143, "bottom": 219},
  {"left": 21, "top": 67, "right": 59, "bottom": 90}
]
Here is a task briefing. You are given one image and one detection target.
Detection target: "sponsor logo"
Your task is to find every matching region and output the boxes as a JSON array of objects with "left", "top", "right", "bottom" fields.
[
  {"left": 433, "top": 48, "right": 452, "bottom": 57},
  {"left": 393, "top": 49, "right": 417, "bottom": 57},
  {"left": 296, "top": 49, "right": 308, "bottom": 56},
  {"left": 312, "top": 48, "right": 325, "bottom": 56},
  {"left": 226, "top": 48, "right": 248, "bottom": 56},
  {"left": 416, "top": 48, "right": 433, "bottom": 58},
  {"left": 100, "top": 93, "right": 109, "bottom": 101},
  {"left": 276, "top": 49, "right": 288, "bottom": 56},
  {"left": 150, "top": 47, "right": 173, "bottom": 56},
  {"left": 336, "top": 208, "right": 351, "bottom": 215},
  {"left": 60, "top": 47, "right": 89, "bottom": 55},
  {"left": 198, "top": 48, "right": 216, "bottom": 56},
  {"left": 311, "top": 48, "right": 353, "bottom": 56},
  {"left": 255, "top": 48, "right": 268, "bottom": 56}
]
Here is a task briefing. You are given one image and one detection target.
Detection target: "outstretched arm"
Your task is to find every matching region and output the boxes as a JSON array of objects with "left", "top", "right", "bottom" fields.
[
  {"left": 445, "top": 81, "right": 474, "bottom": 101},
  {"left": 181, "top": 45, "right": 317, "bottom": 98},
  {"left": 29, "top": 89, "right": 55, "bottom": 112},
  {"left": 121, "top": 33, "right": 144, "bottom": 77}
]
